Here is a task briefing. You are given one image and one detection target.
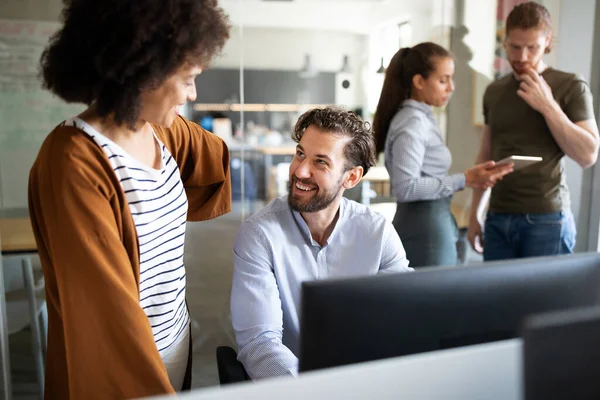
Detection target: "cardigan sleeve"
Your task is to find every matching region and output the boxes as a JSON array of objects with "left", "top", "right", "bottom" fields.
[
  {"left": 28, "top": 135, "right": 175, "bottom": 398},
  {"left": 159, "top": 116, "right": 232, "bottom": 221}
]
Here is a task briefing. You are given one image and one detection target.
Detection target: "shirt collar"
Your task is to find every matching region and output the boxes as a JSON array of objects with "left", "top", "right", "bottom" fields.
[
  {"left": 402, "top": 98, "right": 433, "bottom": 117},
  {"left": 289, "top": 196, "right": 346, "bottom": 248}
]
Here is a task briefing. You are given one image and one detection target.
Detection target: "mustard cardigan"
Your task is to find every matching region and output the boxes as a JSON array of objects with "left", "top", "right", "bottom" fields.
[{"left": 28, "top": 116, "right": 231, "bottom": 399}]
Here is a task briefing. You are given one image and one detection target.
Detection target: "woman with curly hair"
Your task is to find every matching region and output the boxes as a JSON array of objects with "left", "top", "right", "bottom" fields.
[{"left": 28, "top": 0, "right": 231, "bottom": 397}]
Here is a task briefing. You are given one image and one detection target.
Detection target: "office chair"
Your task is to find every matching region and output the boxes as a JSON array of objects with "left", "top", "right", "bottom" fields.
[{"left": 216, "top": 346, "right": 250, "bottom": 384}]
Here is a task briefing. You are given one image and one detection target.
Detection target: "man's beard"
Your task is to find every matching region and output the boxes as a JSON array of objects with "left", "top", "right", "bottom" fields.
[{"left": 288, "top": 176, "right": 344, "bottom": 213}]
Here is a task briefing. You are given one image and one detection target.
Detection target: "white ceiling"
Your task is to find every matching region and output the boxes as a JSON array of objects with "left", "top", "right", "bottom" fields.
[
  {"left": 258, "top": 0, "right": 385, "bottom": 3},
  {"left": 220, "top": 0, "right": 426, "bottom": 34}
]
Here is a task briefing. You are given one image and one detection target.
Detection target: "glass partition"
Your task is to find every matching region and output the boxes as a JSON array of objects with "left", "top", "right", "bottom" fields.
[{"left": 193, "top": 0, "right": 459, "bottom": 387}]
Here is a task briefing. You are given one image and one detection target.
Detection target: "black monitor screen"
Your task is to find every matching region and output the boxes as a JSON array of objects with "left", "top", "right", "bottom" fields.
[
  {"left": 299, "top": 252, "right": 600, "bottom": 372},
  {"left": 524, "top": 306, "right": 600, "bottom": 400}
]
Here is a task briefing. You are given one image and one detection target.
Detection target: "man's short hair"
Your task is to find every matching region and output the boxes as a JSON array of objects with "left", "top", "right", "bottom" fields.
[
  {"left": 292, "top": 106, "right": 377, "bottom": 175},
  {"left": 506, "top": 1, "right": 553, "bottom": 53}
]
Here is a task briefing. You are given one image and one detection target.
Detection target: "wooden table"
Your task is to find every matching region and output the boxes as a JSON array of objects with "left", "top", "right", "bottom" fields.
[
  {"left": 0, "top": 218, "right": 37, "bottom": 254},
  {"left": 0, "top": 215, "right": 43, "bottom": 400}
]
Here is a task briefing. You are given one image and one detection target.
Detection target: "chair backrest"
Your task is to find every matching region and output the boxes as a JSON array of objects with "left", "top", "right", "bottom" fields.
[
  {"left": 230, "top": 159, "right": 257, "bottom": 201},
  {"left": 216, "top": 346, "right": 250, "bottom": 385}
]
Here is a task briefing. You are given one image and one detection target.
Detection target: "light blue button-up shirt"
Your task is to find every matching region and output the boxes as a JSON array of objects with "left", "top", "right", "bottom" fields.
[
  {"left": 231, "top": 196, "right": 412, "bottom": 380},
  {"left": 385, "top": 99, "right": 466, "bottom": 202}
]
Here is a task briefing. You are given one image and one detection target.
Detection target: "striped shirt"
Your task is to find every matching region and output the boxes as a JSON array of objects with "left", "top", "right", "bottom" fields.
[
  {"left": 384, "top": 99, "right": 466, "bottom": 202},
  {"left": 231, "top": 196, "right": 412, "bottom": 380},
  {"left": 66, "top": 118, "right": 190, "bottom": 359}
]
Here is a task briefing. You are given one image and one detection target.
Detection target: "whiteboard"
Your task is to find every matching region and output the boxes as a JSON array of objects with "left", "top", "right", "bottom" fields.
[{"left": 0, "top": 19, "right": 83, "bottom": 207}]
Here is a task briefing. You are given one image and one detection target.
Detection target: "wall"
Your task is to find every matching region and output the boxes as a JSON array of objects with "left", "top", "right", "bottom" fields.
[
  {"left": 214, "top": 26, "right": 367, "bottom": 72},
  {"left": 0, "top": 0, "right": 61, "bottom": 21},
  {"left": 589, "top": 0, "right": 600, "bottom": 251},
  {"left": 220, "top": 0, "right": 374, "bottom": 34},
  {"left": 555, "top": 0, "right": 598, "bottom": 251},
  {"left": 213, "top": 26, "right": 367, "bottom": 112},
  {"left": 0, "top": 1, "right": 63, "bottom": 208},
  {"left": 221, "top": 0, "right": 431, "bottom": 35},
  {"left": 446, "top": 0, "right": 495, "bottom": 210}
]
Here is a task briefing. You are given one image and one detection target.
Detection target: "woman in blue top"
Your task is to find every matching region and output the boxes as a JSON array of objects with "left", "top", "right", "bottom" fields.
[{"left": 373, "top": 42, "right": 512, "bottom": 268}]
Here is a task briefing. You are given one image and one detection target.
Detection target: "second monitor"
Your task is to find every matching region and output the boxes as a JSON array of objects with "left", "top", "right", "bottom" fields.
[{"left": 299, "top": 252, "right": 600, "bottom": 372}]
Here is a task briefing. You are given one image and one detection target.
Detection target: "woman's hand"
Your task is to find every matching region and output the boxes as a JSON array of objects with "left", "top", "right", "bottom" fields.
[{"left": 465, "top": 161, "right": 513, "bottom": 189}]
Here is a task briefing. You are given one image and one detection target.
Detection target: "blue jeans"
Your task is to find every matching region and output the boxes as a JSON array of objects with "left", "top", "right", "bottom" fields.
[{"left": 483, "top": 210, "right": 576, "bottom": 261}]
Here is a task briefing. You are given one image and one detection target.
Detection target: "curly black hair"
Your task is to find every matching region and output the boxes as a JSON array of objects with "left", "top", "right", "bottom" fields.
[
  {"left": 40, "top": 0, "right": 230, "bottom": 128},
  {"left": 292, "top": 106, "right": 377, "bottom": 175}
]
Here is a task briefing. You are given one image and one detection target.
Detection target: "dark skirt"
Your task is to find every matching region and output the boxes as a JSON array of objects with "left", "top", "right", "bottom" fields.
[{"left": 392, "top": 196, "right": 459, "bottom": 268}]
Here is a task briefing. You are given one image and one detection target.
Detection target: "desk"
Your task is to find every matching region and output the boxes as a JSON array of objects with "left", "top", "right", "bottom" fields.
[
  {"left": 0, "top": 214, "right": 43, "bottom": 400},
  {"left": 360, "top": 166, "right": 391, "bottom": 206},
  {"left": 362, "top": 166, "right": 390, "bottom": 182},
  {"left": 229, "top": 145, "right": 296, "bottom": 204},
  {"left": 0, "top": 218, "right": 36, "bottom": 255},
  {"left": 259, "top": 146, "right": 296, "bottom": 156},
  {"left": 451, "top": 203, "right": 470, "bottom": 229},
  {"left": 259, "top": 147, "right": 295, "bottom": 202},
  {"left": 142, "top": 339, "right": 521, "bottom": 400}
]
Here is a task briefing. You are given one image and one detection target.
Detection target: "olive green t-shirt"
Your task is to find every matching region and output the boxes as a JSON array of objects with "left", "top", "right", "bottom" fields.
[{"left": 483, "top": 68, "right": 595, "bottom": 213}]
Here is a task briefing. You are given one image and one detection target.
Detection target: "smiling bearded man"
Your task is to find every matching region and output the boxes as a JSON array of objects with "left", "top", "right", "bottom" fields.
[{"left": 229, "top": 106, "right": 413, "bottom": 381}]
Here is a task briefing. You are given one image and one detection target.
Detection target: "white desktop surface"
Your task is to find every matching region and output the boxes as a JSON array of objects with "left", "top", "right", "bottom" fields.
[
  {"left": 362, "top": 166, "right": 389, "bottom": 181},
  {"left": 142, "top": 339, "right": 522, "bottom": 400}
]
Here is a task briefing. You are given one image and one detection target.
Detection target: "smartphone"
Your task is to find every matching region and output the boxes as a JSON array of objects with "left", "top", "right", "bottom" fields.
[{"left": 496, "top": 155, "right": 543, "bottom": 171}]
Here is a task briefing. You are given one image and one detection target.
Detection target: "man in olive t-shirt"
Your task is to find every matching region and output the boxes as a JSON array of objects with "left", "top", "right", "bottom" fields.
[{"left": 467, "top": 2, "right": 599, "bottom": 260}]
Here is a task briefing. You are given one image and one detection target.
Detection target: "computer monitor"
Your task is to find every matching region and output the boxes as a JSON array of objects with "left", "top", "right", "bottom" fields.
[
  {"left": 523, "top": 305, "right": 600, "bottom": 400},
  {"left": 298, "top": 252, "right": 600, "bottom": 372}
]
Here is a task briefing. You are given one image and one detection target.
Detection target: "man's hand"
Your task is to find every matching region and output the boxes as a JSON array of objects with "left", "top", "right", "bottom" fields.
[
  {"left": 516, "top": 68, "right": 557, "bottom": 114},
  {"left": 517, "top": 68, "right": 599, "bottom": 168},
  {"left": 467, "top": 218, "right": 484, "bottom": 254}
]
